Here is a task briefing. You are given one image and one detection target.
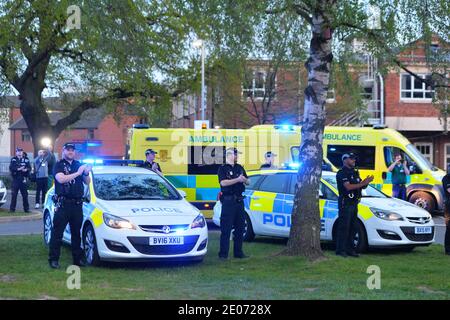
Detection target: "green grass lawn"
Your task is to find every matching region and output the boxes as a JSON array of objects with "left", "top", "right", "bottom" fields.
[
  {"left": 0, "top": 233, "right": 449, "bottom": 300},
  {"left": 0, "top": 208, "right": 34, "bottom": 218}
]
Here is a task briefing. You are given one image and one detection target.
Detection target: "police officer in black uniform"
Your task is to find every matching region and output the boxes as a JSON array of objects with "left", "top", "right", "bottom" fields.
[
  {"left": 441, "top": 164, "right": 450, "bottom": 255},
  {"left": 48, "top": 143, "right": 92, "bottom": 269},
  {"left": 217, "top": 147, "right": 250, "bottom": 260},
  {"left": 142, "top": 148, "right": 162, "bottom": 175},
  {"left": 9, "top": 147, "right": 31, "bottom": 213},
  {"left": 336, "top": 153, "right": 373, "bottom": 257}
]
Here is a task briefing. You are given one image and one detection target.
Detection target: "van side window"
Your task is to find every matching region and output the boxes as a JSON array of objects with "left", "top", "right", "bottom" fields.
[
  {"left": 321, "top": 183, "right": 338, "bottom": 201},
  {"left": 327, "top": 145, "right": 376, "bottom": 170},
  {"left": 383, "top": 146, "right": 420, "bottom": 174},
  {"left": 188, "top": 146, "right": 226, "bottom": 175}
]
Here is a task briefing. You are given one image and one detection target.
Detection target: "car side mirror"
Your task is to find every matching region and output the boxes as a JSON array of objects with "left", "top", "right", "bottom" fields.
[{"left": 178, "top": 190, "right": 187, "bottom": 198}]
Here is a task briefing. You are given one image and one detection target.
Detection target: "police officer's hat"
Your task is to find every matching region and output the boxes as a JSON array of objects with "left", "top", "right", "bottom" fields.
[
  {"left": 265, "top": 151, "right": 277, "bottom": 158},
  {"left": 63, "top": 142, "right": 76, "bottom": 150},
  {"left": 15, "top": 147, "right": 23, "bottom": 152},
  {"left": 145, "top": 148, "right": 158, "bottom": 155},
  {"left": 226, "top": 147, "right": 242, "bottom": 155},
  {"left": 342, "top": 153, "right": 357, "bottom": 161}
]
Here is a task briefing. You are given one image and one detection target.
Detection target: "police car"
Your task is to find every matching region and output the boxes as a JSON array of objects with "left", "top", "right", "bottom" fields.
[
  {"left": 213, "top": 169, "right": 435, "bottom": 252},
  {"left": 0, "top": 179, "right": 6, "bottom": 207},
  {"left": 43, "top": 162, "right": 208, "bottom": 265}
]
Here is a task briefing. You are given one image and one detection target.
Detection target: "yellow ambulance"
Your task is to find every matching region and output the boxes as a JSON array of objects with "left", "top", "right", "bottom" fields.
[{"left": 127, "top": 124, "right": 445, "bottom": 216}]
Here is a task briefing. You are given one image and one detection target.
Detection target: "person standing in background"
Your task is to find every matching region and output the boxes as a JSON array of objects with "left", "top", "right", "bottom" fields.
[{"left": 34, "top": 150, "right": 49, "bottom": 209}]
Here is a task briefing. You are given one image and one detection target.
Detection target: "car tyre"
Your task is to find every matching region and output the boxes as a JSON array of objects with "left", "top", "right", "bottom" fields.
[
  {"left": 353, "top": 220, "right": 368, "bottom": 253},
  {"left": 243, "top": 213, "right": 255, "bottom": 242},
  {"left": 409, "top": 191, "right": 436, "bottom": 213},
  {"left": 43, "top": 211, "right": 52, "bottom": 247},
  {"left": 83, "top": 224, "right": 101, "bottom": 266}
]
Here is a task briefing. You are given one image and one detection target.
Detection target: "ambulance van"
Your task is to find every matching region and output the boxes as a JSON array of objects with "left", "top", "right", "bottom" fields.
[{"left": 127, "top": 124, "right": 445, "bottom": 215}]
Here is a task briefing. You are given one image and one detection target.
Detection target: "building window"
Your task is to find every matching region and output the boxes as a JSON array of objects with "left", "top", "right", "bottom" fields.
[
  {"left": 400, "top": 74, "right": 434, "bottom": 100},
  {"left": 414, "top": 143, "right": 433, "bottom": 163},
  {"left": 445, "top": 144, "right": 450, "bottom": 170},
  {"left": 21, "top": 130, "right": 31, "bottom": 142},
  {"left": 242, "top": 70, "right": 276, "bottom": 99},
  {"left": 327, "top": 145, "right": 376, "bottom": 170},
  {"left": 87, "top": 129, "right": 95, "bottom": 140},
  {"left": 326, "top": 89, "right": 336, "bottom": 103}
]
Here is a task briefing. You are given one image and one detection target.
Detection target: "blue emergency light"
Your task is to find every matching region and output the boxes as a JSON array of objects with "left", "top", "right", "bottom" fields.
[{"left": 82, "top": 159, "right": 144, "bottom": 166}]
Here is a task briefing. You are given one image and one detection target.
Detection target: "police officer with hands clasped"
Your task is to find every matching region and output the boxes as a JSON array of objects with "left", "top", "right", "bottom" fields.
[
  {"left": 217, "top": 147, "right": 250, "bottom": 260},
  {"left": 336, "top": 153, "right": 374, "bottom": 258},
  {"left": 48, "top": 143, "right": 92, "bottom": 269},
  {"left": 9, "top": 147, "right": 31, "bottom": 213}
]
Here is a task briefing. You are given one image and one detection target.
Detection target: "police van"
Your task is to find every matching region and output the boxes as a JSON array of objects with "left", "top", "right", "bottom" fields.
[
  {"left": 212, "top": 169, "right": 435, "bottom": 252},
  {"left": 127, "top": 124, "right": 444, "bottom": 215},
  {"left": 43, "top": 161, "right": 208, "bottom": 265}
]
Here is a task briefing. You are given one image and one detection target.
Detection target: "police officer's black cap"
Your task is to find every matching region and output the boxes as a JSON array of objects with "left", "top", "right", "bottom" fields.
[
  {"left": 226, "top": 147, "right": 242, "bottom": 155},
  {"left": 265, "top": 151, "right": 277, "bottom": 157},
  {"left": 63, "top": 143, "right": 76, "bottom": 150},
  {"left": 342, "top": 153, "right": 357, "bottom": 161},
  {"left": 145, "top": 149, "right": 157, "bottom": 155},
  {"left": 15, "top": 147, "right": 23, "bottom": 152}
]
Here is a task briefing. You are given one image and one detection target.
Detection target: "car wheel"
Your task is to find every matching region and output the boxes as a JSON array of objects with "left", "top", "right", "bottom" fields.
[
  {"left": 243, "top": 213, "right": 255, "bottom": 242},
  {"left": 409, "top": 192, "right": 436, "bottom": 213},
  {"left": 43, "top": 211, "right": 52, "bottom": 247},
  {"left": 353, "top": 220, "right": 368, "bottom": 253},
  {"left": 83, "top": 224, "right": 101, "bottom": 266}
]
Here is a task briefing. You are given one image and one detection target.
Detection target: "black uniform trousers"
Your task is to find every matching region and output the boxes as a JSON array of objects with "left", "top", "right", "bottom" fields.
[
  {"left": 35, "top": 177, "right": 48, "bottom": 204},
  {"left": 10, "top": 178, "right": 29, "bottom": 212},
  {"left": 336, "top": 201, "right": 358, "bottom": 254},
  {"left": 445, "top": 201, "right": 450, "bottom": 253},
  {"left": 219, "top": 197, "right": 245, "bottom": 258},
  {"left": 49, "top": 200, "right": 83, "bottom": 263}
]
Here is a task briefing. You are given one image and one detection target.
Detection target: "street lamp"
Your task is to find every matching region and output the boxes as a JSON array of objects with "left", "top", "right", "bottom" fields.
[{"left": 192, "top": 39, "right": 206, "bottom": 121}]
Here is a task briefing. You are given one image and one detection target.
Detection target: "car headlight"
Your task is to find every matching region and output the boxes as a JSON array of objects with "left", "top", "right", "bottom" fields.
[
  {"left": 0, "top": 180, "right": 4, "bottom": 188},
  {"left": 370, "top": 208, "right": 404, "bottom": 221},
  {"left": 103, "top": 213, "right": 136, "bottom": 230},
  {"left": 191, "top": 214, "right": 206, "bottom": 229}
]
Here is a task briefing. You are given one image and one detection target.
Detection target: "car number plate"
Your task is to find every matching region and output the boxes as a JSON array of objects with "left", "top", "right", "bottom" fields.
[
  {"left": 149, "top": 236, "right": 184, "bottom": 245},
  {"left": 414, "top": 227, "right": 432, "bottom": 234}
]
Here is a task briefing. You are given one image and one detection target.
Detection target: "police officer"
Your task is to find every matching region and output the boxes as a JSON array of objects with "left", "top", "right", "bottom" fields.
[
  {"left": 441, "top": 164, "right": 450, "bottom": 255},
  {"left": 336, "top": 153, "right": 373, "bottom": 258},
  {"left": 260, "top": 151, "right": 277, "bottom": 169},
  {"left": 142, "top": 148, "right": 162, "bottom": 175},
  {"left": 48, "top": 143, "right": 92, "bottom": 269},
  {"left": 9, "top": 147, "right": 31, "bottom": 213},
  {"left": 217, "top": 147, "right": 250, "bottom": 260}
]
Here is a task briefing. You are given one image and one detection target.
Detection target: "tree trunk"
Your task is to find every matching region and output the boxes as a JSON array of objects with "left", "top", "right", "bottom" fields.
[{"left": 284, "top": 10, "right": 333, "bottom": 261}]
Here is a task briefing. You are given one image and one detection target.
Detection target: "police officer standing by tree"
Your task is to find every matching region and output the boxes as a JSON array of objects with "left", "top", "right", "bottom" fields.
[
  {"left": 142, "top": 148, "right": 163, "bottom": 175},
  {"left": 336, "top": 153, "right": 374, "bottom": 257},
  {"left": 441, "top": 164, "right": 450, "bottom": 255},
  {"left": 48, "top": 143, "right": 92, "bottom": 269},
  {"left": 217, "top": 147, "right": 250, "bottom": 260},
  {"left": 9, "top": 147, "right": 31, "bottom": 213}
]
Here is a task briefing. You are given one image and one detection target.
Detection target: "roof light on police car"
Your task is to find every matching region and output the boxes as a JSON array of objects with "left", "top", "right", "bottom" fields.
[
  {"left": 103, "top": 213, "right": 136, "bottom": 230},
  {"left": 191, "top": 214, "right": 206, "bottom": 229}
]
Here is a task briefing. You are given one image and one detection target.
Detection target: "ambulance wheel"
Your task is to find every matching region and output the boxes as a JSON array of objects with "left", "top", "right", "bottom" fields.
[
  {"left": 83, "top": 224, "right": 101, "bottom": 266},
  {"left": 409, "top": 192, "right": 436, "bottom": 213},
  {"left": 353, "top": 220, "right": 368, "bottom": 253},
  {"left": 43, "top": 211, "right": 52, "bottom": 247},
  {"left": 243, "top": 213, "right": 255, "bottom": 242}
]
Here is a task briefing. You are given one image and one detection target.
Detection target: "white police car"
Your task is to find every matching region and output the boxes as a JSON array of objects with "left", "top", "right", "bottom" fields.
[
  {"left": 43, "top": 163, "right": 208, "bottom": 265},
  {"left": 213, "top": 170, "right": 435, "bottom": 252},
  {"left": 0, "top": 179, "right": 6, "bottom": 207}
]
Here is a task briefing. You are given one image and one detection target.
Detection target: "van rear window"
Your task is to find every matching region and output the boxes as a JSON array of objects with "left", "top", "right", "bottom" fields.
[{"left": 327, "top": 145, "right": 375, "bottom": 170}]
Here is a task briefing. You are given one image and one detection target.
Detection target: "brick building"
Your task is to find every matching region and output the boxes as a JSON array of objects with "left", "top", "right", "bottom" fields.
[{"left": 5, "top": 97, "right": 140, "bottom": 159}]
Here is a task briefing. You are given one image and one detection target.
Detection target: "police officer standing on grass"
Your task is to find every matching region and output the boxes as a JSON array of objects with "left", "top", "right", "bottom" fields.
[
  {"left": 48, "top": 143, "right": 92, "bottom": 269},
  {"left": 9, "top": 147, "right": 31, "bottom": 213},
  {"left": 142, "top": 148, "right": 163, "bottom": 175},
  {"left": 441, "top": 164, "right": 450, "bottom": 255},
  {"left": 217, "top": 147, "right": 250, "bottom": 260},
  {"left": 336, "top": 153, "right": 374, "bottom": 258},
  {"left": 388, "top": 153, "right": 410, "bottom": 200}
]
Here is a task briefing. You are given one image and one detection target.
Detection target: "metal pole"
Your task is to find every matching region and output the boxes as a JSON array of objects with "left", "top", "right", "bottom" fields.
[
  {"left": 378, "top": 73, "right": 384, "bottom": 125},
  {"left": 201, "top": 44, "right": 205, "bottom": 121}
]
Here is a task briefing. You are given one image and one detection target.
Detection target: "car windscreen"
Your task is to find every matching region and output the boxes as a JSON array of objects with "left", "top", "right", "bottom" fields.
[
  {"left": 93, "top": 173, "right": 181, "bottom": 201},
  {"left": 322, "top": 175, "right": 387, "bottom": 198}
]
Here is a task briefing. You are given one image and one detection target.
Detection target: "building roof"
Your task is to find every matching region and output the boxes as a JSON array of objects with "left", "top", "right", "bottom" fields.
[{"left": 9, "top": 108, "right": 106, "bottom": 130}]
